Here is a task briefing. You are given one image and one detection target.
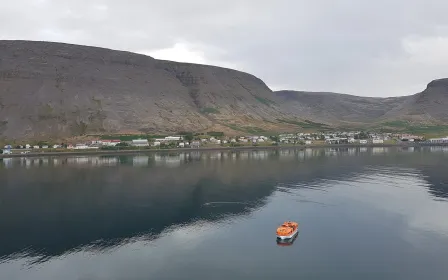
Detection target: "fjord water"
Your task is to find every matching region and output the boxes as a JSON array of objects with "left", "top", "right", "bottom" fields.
[{"left": 1, "top": 147, "right": 448, "bottom": 280}]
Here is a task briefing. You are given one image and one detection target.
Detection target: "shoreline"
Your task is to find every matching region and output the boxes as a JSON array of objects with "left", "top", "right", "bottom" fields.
[{"left": 1, "top": 142, "right": 447, "bottom": 159}]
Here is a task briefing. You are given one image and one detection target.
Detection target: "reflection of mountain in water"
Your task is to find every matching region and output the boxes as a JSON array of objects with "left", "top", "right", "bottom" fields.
[{"left": 0, "top": 147, "right": 448, "bottom": 262}]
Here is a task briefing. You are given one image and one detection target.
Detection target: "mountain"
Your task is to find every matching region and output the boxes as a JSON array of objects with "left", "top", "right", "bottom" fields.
[
  {"left": 382, "top": 78, "right": 448, "bottom": 123},
  {"left": 274, "top": 91, "right": 407, "bottom": 125},
  {"left": 0, "top": 40, "right": 447, "bottom": 141},
  {"left": 0, "top": 40, "right": 297, "bottom": 140},
  {"left": 275, "top": 79, "right": 448, "bottom": 129}
]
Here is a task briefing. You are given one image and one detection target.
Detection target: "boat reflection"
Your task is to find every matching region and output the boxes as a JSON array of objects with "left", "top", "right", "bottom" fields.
[{"left": 276, "top": 232, "right": 299, "bottom": 246}]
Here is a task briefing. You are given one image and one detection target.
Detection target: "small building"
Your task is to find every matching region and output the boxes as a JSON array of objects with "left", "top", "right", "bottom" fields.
[
  {"left": 429, "top": 137, "right": 448, "bottom": 143},
  {"left": 400, "top": 134, "right": 423, "bottom": 141},
  {"left": 132, "top": 139, "right": 149, "bottom": 147},
  {"left": 359, "top": 140, "right": 368, "bottom": 144},
  {"left": 191, "top": 141, "right": 201, "bottom": 148},
  {"left": 325, "top": 137, "right": 348, "bottom": 144},
  {"left": 101, "top": 140, "right": 121, "bottom": 146},
  {"left": 42, "top": 145, "right": 49, "bottom": 149},
  {"left": 25, "top": 144, "right": 31, "bottom": 149},
  {"left": 178, "top": 142, "right": 185, "bottom": 148},
  {"left": 74, "top": 144, "right": 89, "bottom": 149},
  {"left": 305, "top": 140, "right": 312, "bottom": 145},
  {"left": 165, "top": 136, "right": 183, "bottom": 141},
  {"left": 2, "top": 145, "right": 12, "bottom": 154},
  {"left": 372, "top": 139, "right": 384, "bottom": 144},
  {"left": 153, "top": 141, "right": 161, "bottom": 147},
  {"left": 33, "top": 145, "right": 40, "bottom": 149}
]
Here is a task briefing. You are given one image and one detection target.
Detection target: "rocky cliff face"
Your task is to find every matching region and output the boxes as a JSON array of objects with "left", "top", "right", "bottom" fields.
[
  {"left": 1, "top": 40, "right": 448, "bottom": 140},
  {"left": 274, "top": 90, "right": 407, "bottom": 125},
  {"left": 0, "top": 41, "right": 289, "bottom": 140},
  {"left": 381, "top": 78, "right": 448, "bottom": 123},
  {"left": 275, "top": 79, "right": 448, "bottom": 127}
]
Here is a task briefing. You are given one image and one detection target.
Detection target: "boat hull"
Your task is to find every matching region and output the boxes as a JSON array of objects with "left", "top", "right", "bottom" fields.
[{"left": 276, "top": 229, "right": 299, "bottom": 240}]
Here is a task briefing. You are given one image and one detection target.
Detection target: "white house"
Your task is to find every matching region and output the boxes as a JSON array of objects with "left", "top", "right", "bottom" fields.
[
  {"left": 74, "top": 144, "right": 89, "bottom": 149},
  {"left": 429, "top": 137, "right": 448, "bottom": 143},
  {"left": 101, "top": 140, "right": 121, "bottom": 146},
  {"left": 153, "top": 141, "right": 161, "bottom": 147},
  {"left": 372, "top": 139, "right": 384, "bottom": 144},
  {"left": 132, "top": 139, "right": 149, "bottom": 147},
  {"left": 305, "top": 140, "right": 312, "bottom": 145},
  {"left": 165, "top": 136, "right": 183, "bottom": 141},
  {"left": 25, "top": 144, "right": 31, "bottom": 149},
  {"left": 33, "top": 145, "right": 40, "bottom": 149},
  {"left": 191, "top": 141, "right": 201, "bottom": 148},
  {"left": 359, "top": 140, "right": 368, "bottom": 144}
]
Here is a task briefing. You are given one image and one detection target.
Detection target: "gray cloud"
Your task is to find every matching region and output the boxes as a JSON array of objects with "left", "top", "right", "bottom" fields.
[{"left": 1, "top": 0, "right": 448, "bottom": 96}]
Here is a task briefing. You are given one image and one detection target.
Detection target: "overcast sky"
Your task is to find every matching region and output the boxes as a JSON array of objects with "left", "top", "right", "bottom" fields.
[{"left": 1, "top": 0, "right": 447, "bottom": 97}]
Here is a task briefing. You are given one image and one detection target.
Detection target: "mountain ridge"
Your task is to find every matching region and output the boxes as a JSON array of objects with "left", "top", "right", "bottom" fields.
[{"left": 1, "top": 40, "right": 447, "bottom": 140}]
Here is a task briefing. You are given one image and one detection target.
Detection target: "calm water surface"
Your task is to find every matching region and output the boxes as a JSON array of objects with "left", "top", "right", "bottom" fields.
[{"left": 1, "top": 147, "right": 448, "bottom": 279}]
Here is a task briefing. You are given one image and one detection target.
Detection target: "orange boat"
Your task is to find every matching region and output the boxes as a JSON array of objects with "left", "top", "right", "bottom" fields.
[
  {"left": 276, "top": 221, "right": 299, "bottom": 240},
  {"left": 276, "top": 233, "right": 298, "bottom": 246}
]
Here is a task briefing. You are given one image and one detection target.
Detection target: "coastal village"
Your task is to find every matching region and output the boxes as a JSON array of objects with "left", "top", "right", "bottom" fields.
[{"left": 2, "top": 131, "right": 448, "bottom": 154}]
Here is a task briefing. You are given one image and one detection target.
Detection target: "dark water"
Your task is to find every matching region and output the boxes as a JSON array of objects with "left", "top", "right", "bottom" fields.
[{"left": 1, "top": 147, "right": 448, "bottom": 280}]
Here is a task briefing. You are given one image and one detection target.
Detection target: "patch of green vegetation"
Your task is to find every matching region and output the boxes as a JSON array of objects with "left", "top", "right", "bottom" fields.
[
  {"left": 377, "top": 127, "right": 396, "bottom": 133},
  {"left": 207, "top": 131, "right": 225, "bottom": 137},
  {"left": 225, "top": 124, "right": 266, "bottom": 134},
  {"left": 377, "top": 121, "right": 448, "bottom": 137},
  {"left": 255, "top": 96, "right": 276, "bottom": 106},
  {"left": 406, "top": 125, "right": 448, "bottom": 136},
  {"left": 245, "top": 126, "right": 267, "bottom": 134},
  {"left": 277, "top": 119, "right": 330, "bottom": 130},
  {"left": 225, "top": 124, "right": 246, "bottom": 132},
  {"left": 97, "top": 134, "right": 169, "bottom": 141},
  {"left": 381, "top": 120, "right": 409, "bottom": 127},
  {"left": 201, "top": 107, "right": 220, "bottom": 114}
]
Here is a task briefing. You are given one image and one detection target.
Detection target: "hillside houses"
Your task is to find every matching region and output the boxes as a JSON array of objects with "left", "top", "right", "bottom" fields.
[{"left": 2, "top": 129, "right": 436, "bottom": 156}]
